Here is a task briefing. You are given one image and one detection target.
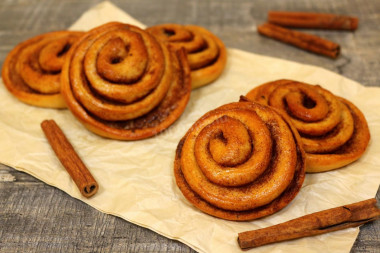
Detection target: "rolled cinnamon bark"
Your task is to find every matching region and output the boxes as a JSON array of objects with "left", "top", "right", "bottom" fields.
[
  {"left": 41, "top": 119, "right": 98, "bottom": 198},
  {"left": 268, "top": 11, "right": 359, "bottom": 30},
  {"left": 257, "top": 23, "right": 340, "bottom": 58},
  {"left": 238, "top": 198, "right": 380, "bottom": 249}
]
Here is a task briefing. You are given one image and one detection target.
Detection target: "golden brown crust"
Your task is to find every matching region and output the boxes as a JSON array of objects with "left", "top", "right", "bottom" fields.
[
  {"left": 146, "top": 24, "right": 227, "bottom": 89},
  {"left": 174, "top": 101, "right": 305, "bottom": 221},
  {"left": 61, "top": 22, "right": 191, "bottom": 140},
  {"left": 306, "top": 97, "right": 371, "bottom": 172},
  {"left": 246, "top": 79, "right": 370, "bottom": 172},
  {"left": 2, "top": 31, "right": 84, "bottom": 108}
]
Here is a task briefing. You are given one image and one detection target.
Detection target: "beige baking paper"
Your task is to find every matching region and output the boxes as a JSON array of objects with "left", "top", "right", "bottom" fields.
[{"left": 1, "top": 2, "right": 379, "bottom": 253}]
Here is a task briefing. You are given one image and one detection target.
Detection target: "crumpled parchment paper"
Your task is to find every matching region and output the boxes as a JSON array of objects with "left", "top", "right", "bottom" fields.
[{"left": 0, "top": 2, "right": 379, "bottom": 253}]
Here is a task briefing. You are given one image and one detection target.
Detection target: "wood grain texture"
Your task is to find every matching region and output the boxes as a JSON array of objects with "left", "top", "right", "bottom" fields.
[{"left": 0, "top": 0, "right": 379, "bottom": 252}]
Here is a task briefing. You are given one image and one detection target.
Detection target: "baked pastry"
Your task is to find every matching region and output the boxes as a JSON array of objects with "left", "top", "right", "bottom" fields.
[
  {"left": 146, "top": 24, "right": 227, "bottom": 89},
  {"left": 174, "top": 101, "right": 305, "bottom": 221},
  {"left": 2, "top": 31, "right": 83, "bottom": 108},
  {"left": 246, "top": 79, "right": 370, "bottom": 172},
  {"left": 61, "top": 22, "right": 191, "bottom": 140}
]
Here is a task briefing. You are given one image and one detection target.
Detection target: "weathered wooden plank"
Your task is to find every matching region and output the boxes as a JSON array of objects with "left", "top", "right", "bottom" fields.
[{"left": 0, "top": 165, "right": 194, "bottom": 253}]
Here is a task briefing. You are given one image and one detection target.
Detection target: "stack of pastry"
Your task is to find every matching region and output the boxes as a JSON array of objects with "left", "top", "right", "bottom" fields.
[
  {"left": 245, "top": 79, "right": 370, "bottom": 172},
  {"left": 2, "top": 22, "right": 227, "bottom": 140},
  {"left": 173, "top": 79, "right": 371, "bottom": 220},
  {"left": 2, "top": 21, "right": 371, "bottom": 222}
]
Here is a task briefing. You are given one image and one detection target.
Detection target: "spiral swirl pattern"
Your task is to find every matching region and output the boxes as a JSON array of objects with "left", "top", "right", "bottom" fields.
[
  {"left": 174, "top": 101, "right": 305, "bottom": 221},
  {"left": 2, "top": 31, "right": 83, "bottom": 108},
  {"left": 61, "top": 22, "right": 191, "bottom": 140},
  {"left": 246, "top": 79, "right": 370, "bottom": 172},
  {"left": 146, "top": 24, "right": 227, "bottom": 89}
]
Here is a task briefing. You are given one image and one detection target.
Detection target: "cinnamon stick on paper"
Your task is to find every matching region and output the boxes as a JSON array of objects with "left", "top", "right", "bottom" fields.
[
  {"left": 268, "top": 11, "right": 359, "bottom": 30},
  {"left": 257, "top": 23, "right": 340, "bottom": 58},
  {"left": 238, "top": 198, "right": 380, "bottom": 249},
  {"left": 41, "top": 119, "right": 99, "bottom": 198}
]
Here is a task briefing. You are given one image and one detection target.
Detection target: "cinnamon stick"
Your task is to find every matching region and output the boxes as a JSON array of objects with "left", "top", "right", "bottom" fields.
[
  {"left": 268, "top": 11, "right": 359, "bottom": 30},
  {"left": 41, "top": 119, "right": 99, "bottom": 198},
  {"left": 238, "top": 198, "right": 380, "bottom": 249},
  {"left": 257, "top": 23, "right": 340, "bottom": 58}
]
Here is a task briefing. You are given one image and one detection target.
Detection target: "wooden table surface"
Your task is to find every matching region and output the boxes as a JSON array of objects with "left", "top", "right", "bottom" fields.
[{"left": 1, "top": 0, "right": 379, "bottom": 252}]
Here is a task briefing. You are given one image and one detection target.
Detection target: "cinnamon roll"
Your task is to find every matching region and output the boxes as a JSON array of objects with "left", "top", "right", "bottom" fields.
[
  {"left": 246, "top": 80, "right": 370, "bottom": 172},
  {"left": 174, "top": 101, "right": 305, "bottom": 221},
  {"left": 2, "top": 31, "right": 83, "bottom": 108},
  {"left": 146, "top": 24, "right": 227, "bottom": 89},
  {"left": 61, "top": 22, "right": 191, "bottom": 140}
]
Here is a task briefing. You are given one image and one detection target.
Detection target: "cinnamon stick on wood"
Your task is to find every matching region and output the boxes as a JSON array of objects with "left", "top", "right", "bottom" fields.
[
  {"left": 257, "top": 23, "right": 340, "bottom": 58},
  {"left": 41, "top": 119, "right": 99, "bottom": 198},
  {"left": 268, "top": 11, "right": 359, "bottom": 30},
  {"left": 238, "top": 198, "right": 380, "bottom": 249}
]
